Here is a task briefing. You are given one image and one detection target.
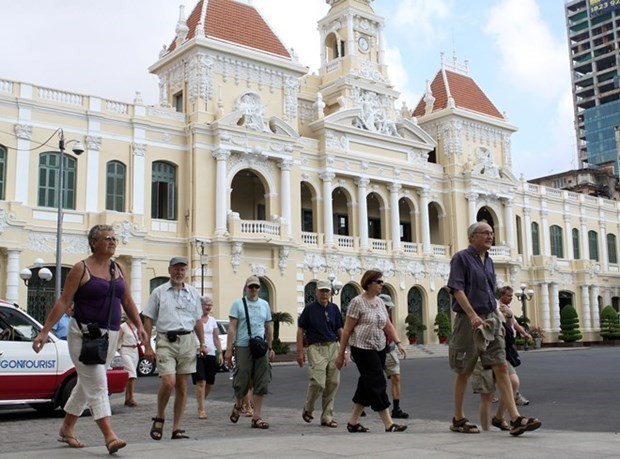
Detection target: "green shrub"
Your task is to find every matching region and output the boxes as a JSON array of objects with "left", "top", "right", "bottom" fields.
[
  {"left": 599, "top": 305, "right": 620, "bottom": 339},
  {"left": 271, "top": 338, "right": 290, "bottom": 355},
  {"left": 405, "top": 313, "right": 426, "bottom": 338},
  {"left": 434, "top": 312, "right": 451, "bottom": 338},
  {"left": 558, "top": 305, "right": 582, "bottom": 342}
]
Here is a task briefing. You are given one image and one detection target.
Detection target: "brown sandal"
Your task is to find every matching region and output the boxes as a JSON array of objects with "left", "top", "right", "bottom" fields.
[
  {"left": 150, "top": 417, "right": 164, "bottom": 441},
  {"left": 230, "top": 403, "right": 242, "bottom": 423},
  {"left": 251, "top": 418, "right": 269, "bottom": 429},
  {"left": 492, "top": 416, "right": 510, "bottom": 431},
  {"left": 450, "top": 417, "right": 480, "bottom": 433},
  {"left": 302, "top": 410, "right": 314, "bottom": 423},
  {"left": 510, "top": 416, "right": 542, "bottom": 436},
  {"left": 106, "top": 438, "right": 127, "bottom": 454},
  {"left": 321, "top": 420, "right": 338, "bottom": 428},
  {"left": 58, "top": 431, "right": 85, "bottom": 449}
]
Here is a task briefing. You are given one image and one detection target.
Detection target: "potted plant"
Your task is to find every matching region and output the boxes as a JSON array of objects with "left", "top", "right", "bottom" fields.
[
  {"left": 434, "top": 312, "right": 451, "bottom": 344},
  {"left": 559, "top": 305, "right": 583, "bottom": 344},
  {"left": 405, "top": 313, "right": 426, "bottom": 345},
  {"left": 529, "top": 326, "right": 545, "bottom": 349}
]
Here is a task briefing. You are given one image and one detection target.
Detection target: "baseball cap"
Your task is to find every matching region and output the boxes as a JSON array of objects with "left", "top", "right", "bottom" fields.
[
  {"left": 316, "top": 280, "right": 332, "bottom": 290},
  {"left": 245, "top": 275, "right": 261, "bottom": 288},
  {"left": 169, "top": 256, "right": 188, "bottom": 267},
  {"left": 379, "top": 293, "right": 395, "bottom": 308}
]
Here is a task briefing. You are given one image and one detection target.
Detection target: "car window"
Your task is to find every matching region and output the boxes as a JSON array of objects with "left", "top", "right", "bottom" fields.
[
  {"left": 0, "top": 307, "right": 38, "bottom": 342},
  {"left": 217, "top": 321, "right": 229, "bottom": 334}
]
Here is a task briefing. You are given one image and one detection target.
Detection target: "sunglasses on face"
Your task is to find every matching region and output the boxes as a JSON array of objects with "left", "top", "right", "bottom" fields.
[
  {"left": 248, "top": 285, "right": 260, "bottom": 290},
  {"left": 374, "top": 280, "right": 384, "bottom": 285}
]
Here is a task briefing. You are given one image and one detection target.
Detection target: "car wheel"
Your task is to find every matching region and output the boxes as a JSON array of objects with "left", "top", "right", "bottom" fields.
[
  {"left": 59, "top": 375, "right": 77, "bottom": 410},
  {"left": 137, "top": 356, "right": 155, "bottom": 377}
]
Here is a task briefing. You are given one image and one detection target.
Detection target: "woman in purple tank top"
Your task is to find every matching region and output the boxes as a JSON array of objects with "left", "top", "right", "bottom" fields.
[{"left": 33, "top": 224, "right": 147, "bottom": 454}]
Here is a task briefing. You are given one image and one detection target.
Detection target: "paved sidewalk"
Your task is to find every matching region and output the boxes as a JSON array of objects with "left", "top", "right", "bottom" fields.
[{"left": 1, "top": 394, "right": 618, "bottom": 459}]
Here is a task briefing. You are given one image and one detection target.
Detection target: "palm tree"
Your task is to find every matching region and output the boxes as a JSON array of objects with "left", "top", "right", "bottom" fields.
[{"left": 271, "top": 311, "right": 294, "bottom": 341}]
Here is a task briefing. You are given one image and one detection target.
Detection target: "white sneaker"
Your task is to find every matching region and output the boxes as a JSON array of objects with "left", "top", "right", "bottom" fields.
[{"left": 515, "top": 392, "right": 529, "bottom": 406}]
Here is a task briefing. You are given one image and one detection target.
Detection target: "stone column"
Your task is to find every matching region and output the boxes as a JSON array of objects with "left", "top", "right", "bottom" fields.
[
  {"left": 378, "top": 28, "right": 385, "bottom": 65},
  {"left": 5, "top": 249, "right": 22, "bottom": 305},
  {"left": 389, "top": 184, "right": 401, "bottom": 252},
  {"left": 212, "top": 149, "right": 230, "bottom": 235},
  {"left": 502, "top": 197, "right": 514, "bottom": 249},
  {"left": 130, "top": 257, "right": 145, "bottom": 310},
  {"left": 132, "top": 143, "right": 146, "bottom": 215},
  {"left": 523, "top": 207, "right": 532, "bottom": 260},
  {"left": 418, "top": 188, "right": 431, "bottom": 254},
  {"left": 346, "top": 13, "right": 355, "bottom": 58},
  {"left": 279, "top": 160, "right": 293, "bottom": 239},
  {"left": 320, "top": 172, "right": 335, "bottom": 246},
  {"left": 465, "top": 192, "right": 478, "bottom": 225},
  {"left": 540, "top": 282, "right": 551, "bottom": 330},
  {"left": 590, "top": 284, "right": 600, "bottom": 330},
  {"left": 581, "top": 285, "right": 591, "bottom": 330},
  {"left": 564, "top": 212, "right": 573, "bottom": 260},
  {"left": 84, "top": 136, "right": 101, "bottom": 213},
  {"left": 580, "top": 215, "right": 588, "bottom": 260},
  {"left": 549, "top": 282, "right": 558, "bottom": 331},
  {"left": 14, "top": 124, "right": 33, "bottom": 203},
  {"left": 356, "top": 178, "right": 370, "bottom": 250},
  {"left": 541, "top": 209, "right": 550, "bottom": 257},
  {"left": 599, "top": 219, "right": 608, "bottom": 271}
]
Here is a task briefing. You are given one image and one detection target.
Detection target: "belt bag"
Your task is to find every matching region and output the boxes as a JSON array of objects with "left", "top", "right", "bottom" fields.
[
  {"left": 249, "top": 336, "right": 269, "bottom": 359},
  {"left": 78, "top": 261, "right": 116, "bottom": 366}
]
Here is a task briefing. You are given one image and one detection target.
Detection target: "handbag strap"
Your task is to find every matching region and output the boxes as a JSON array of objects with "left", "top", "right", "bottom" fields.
[
  {"left": 104, "top": 261, "right": 116, "bottom": 331},
  {"left": 242, "top": 297, "right": 253, "bottom": 337}
]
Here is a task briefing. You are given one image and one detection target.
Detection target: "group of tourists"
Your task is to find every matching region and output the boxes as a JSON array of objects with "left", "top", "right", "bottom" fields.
[{"left": 32, "top": 221, "right": 542, "bottom": 454}]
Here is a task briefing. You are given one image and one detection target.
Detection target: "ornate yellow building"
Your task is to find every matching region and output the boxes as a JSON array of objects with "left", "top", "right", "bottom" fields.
[{"left": 0, "top": 0, "right": 618, "bottom": 344}]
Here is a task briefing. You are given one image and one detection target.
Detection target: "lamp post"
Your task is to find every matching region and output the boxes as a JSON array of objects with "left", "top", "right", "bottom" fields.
[
  {"left": 327, "top": 273, "right": 343, "bottom": 301},
  {"left": 54, "top": 129, "right": 84, "bottom": 299},
  {"left": 20, "top": 258, "right": 53, "bottom": 323},
  {"left": 515, "top": 283, "right": 535, "bottom": 350},
  {"left": 196, "top": 240, "right": 208, "bottom": 295}
]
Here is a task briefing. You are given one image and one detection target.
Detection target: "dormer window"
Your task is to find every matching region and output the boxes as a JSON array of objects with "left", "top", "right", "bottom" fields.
[{"left": 174, "top": 91, "right": 183, "bottom": 113}]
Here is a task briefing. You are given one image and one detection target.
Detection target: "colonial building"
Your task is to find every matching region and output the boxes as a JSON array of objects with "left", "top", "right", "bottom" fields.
[{"left": 1, "top": 0, "right": 618, "bottom": 344}]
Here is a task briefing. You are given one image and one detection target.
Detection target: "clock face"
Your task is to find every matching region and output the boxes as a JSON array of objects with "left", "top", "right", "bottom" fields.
[{"left": 358, "top": 36, "right": 369, "bottom": 52}]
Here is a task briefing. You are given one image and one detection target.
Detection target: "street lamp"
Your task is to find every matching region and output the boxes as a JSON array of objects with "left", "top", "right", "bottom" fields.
[
  {"left": 515, "top": 283, "right": 535, "bottom": 350},
  {"left": 54, "top": 129, "right": 84, "bottom": 299},
  {"left": 20, "top": 258, "right": 53, "bottom": 322},
  {"left": 196, "top": 240, "right": 208, "bottom": 295},
  {"left": 327, "top": 273, "right": 343, "bottom": 301}
]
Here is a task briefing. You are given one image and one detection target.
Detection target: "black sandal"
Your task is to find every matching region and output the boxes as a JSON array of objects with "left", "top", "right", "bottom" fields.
[
  {"left": 150, "top": 417, "right": 164, "bottom": 441},
  {"left": 171, "top": 429, "right": 190, "bottom": 440},
  {"left": 510, "top": 416, "right": 542, "bottom": 436},
  {"left": 346, "top": 423, "right": 370, "bottom": 433},
  {"left": 230, "top": 403, "right": 242, "bottom": 423},
  {"left": 450, "top": 417, "right": 480, "bottom": 434},
  {"left": 385, "top": 424, "right": 407, "bottom": 432}
]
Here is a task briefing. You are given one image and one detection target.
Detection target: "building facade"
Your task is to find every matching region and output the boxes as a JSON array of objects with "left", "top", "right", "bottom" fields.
[
  {"left": 565, "top": 0, "right": 620, "bottom": 172},
  {"left": 1, "top": 0, "right": 619, "bottom": 344}
]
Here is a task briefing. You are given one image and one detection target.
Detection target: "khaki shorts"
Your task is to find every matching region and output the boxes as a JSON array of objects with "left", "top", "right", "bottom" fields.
[
  {"left": 472, "top": 360, "right": 516, "bottom": 394},
  {"left": 156, "top": 332, "right": 197, "bottom": 376},
  {"left": 232, "top": 346, "right": 272, "bottom": 398},
  {"left": 384, "top": 348, "right": 400, "bottom": 377},
  {"left": 449, "top": 311, "right": 506, "bottom": 375}
]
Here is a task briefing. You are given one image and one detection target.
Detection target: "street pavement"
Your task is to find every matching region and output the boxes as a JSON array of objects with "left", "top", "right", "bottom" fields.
[{"left": 0, "top": 347, "right": 618, "bottom": 458}]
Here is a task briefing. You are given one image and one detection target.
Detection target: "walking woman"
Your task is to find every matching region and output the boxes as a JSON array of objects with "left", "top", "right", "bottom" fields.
[
  {"left": 118, "top": 315, "right": 141, "bottom": 406},
  {"left": 32, "top": 224, "right": 147, "bottom": 454},
  {"left": 336, "top": 269, "right": 408, "bottom": 433}
]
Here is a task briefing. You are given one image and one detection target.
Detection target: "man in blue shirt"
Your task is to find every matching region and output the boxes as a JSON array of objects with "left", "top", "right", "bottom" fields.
[
  {"left": 296, "top": 280, "right": 345, "bottom": 428},
  {"left": 447, "top": 221, "right": 541, "bottom": 436},
  {"left": 225, "top": 275, "right": 273, "bottom": 429}
]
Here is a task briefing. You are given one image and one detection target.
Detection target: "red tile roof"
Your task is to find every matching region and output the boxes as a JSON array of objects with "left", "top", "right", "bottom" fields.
[
  {"left": 412, "top": 69, "right": 504, "bottom": 120},
  {"left": 167, "top": 0, "right": 291, "bottom": 58}
]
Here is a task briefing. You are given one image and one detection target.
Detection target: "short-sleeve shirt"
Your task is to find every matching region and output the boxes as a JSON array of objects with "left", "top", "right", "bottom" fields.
[
  {"left": 447, "top": 246, "right": 497, "bottom": 315},
  {"left": 298, "top": 301, "right": 343, "bottom": 344},
  {"left": 229, "top": 296, "right": 272, "bottom": 347},
  {"left": 347, "top": 295, "right": 388, "bottom": 351},
  {"left": 196, "top": 316, "right": 218, "bottom": 356},
  {"left": 142, "top": 281, "right": 202, "bottom": 332}
]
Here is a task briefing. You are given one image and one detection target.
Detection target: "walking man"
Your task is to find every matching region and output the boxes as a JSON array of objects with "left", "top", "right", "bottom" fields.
[
  {"left": 226, "top": 275, "right": 274, "bottom": 429},
  {"left": 378, "top": 293, "right": 409, "bottom": 419},
  {"left": 143, "top": 256, "right": 205, "bottom": 441},
  {"left": 296, "top": 280, "right": 345, "bottom": 428},
  {"left": 447, "top": 221, "right": 542, "bottom": 436}
]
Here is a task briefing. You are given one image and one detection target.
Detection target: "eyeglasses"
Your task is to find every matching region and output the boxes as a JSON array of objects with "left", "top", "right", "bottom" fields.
[
  {"left": 475, "top": 231, "right": 494, "bottom": 236},
  {"left": 374, "top": 280, "right": 384, "bottom": 285},
  {"left": 100, "top": 236, "right": 118, "bottom": 243},
  {"left": 248, "top": 285, "right": 260, "bottom": 290}
]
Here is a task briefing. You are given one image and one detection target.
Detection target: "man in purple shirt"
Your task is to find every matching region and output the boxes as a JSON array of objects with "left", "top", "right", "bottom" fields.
[{"left": 447, "top": 221, "right": 541, "bottom": 436}]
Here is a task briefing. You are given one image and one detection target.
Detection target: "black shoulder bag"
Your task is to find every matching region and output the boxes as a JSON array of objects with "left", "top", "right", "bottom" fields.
[
  {"left": 78, "top": 261, "right": 116, "bottom": 365},
  {"left": 243, "top": 297, "right": 268, "bottom": 359}
]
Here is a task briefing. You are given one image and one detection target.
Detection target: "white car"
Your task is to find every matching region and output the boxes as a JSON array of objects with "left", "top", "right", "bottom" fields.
[{"left": 0, "top": 300, "right": 128, "bottom": 412}]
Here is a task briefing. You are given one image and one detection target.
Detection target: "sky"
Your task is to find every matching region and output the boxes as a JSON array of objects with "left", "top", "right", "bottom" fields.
[{"left": 0, "top": 0, "right": 574, "bottom": 179}]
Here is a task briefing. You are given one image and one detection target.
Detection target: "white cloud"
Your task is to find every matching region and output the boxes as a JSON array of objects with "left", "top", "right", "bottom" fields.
[
  {"left": 484, "top": 0, "right": 570, "bottom": 100},
  {"left": 390, "top": 0, "right": 454, "bottom": 48}
]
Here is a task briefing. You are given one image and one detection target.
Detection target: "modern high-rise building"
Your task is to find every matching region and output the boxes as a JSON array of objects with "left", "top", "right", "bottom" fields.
[{"left": 565, "top": 0, "right": 620, "bottom": 172}]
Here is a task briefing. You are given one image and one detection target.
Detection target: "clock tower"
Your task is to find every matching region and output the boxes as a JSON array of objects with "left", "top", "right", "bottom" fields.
[{"left": 316, "top": 0, "right": 398, "bottom": 120}]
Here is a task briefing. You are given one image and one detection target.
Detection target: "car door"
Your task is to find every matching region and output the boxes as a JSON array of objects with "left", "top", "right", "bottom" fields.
[{"left": 0, "top": 306, "right": 60, "bottom": 400}]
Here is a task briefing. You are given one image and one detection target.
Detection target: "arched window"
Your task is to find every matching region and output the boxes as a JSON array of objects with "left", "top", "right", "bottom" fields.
[
  {"left": 304, "top": 281, "right": 317, "bottom": 305},
  {"left": 531, "top": 222, "right": 540, "bottom": 256},
  {"left": 106, "top": 161, "right": 126, "bottom": 211},
  {"left": 151, "top": 161, "right": 177, "bottom": 220},
  {"left": 572, "top": 228, "right": 580, "bottom": 259},
  {"left": 607, "top": 233, "right": 617, "bottom": 264},
  {"left": 550, "top": 225, "right": 564, "bottom": 258},
  {"left": 0, "top": 145, "right": 5, "bottom": 200},
  {"left": 588, "top": 230, "right": 599, "bottom": 261},
  {"left": 38, "top": 151, "right": 76, "bottom": 209}
]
